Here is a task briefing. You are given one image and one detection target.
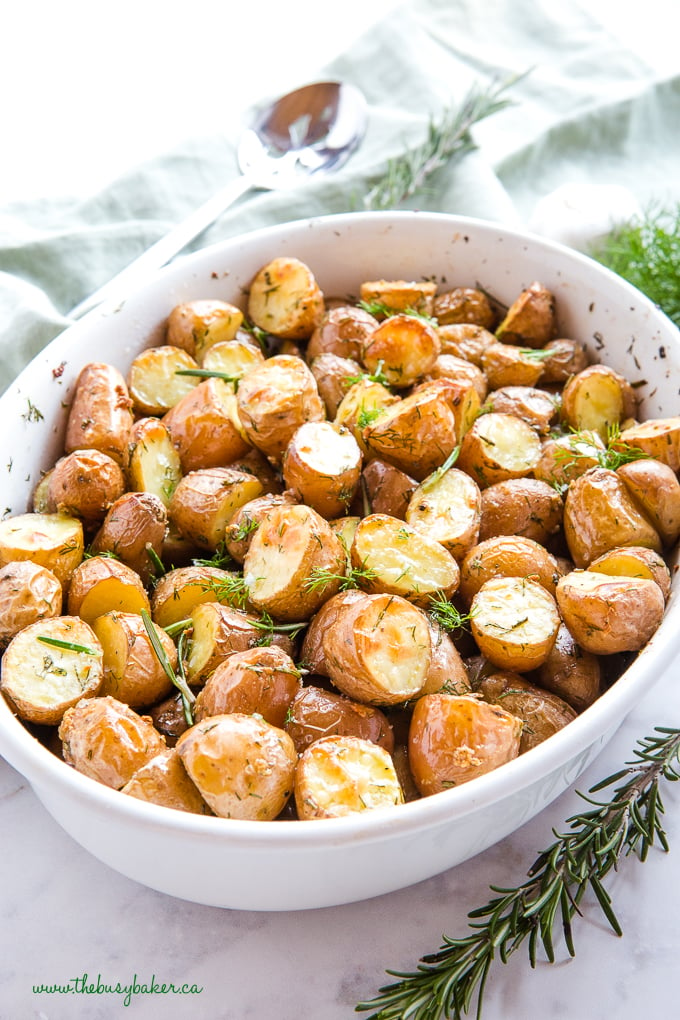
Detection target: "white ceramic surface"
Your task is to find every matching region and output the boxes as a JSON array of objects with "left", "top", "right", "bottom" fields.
[{"left": 0, "top": 211, "right": 678, "bottom": 911}]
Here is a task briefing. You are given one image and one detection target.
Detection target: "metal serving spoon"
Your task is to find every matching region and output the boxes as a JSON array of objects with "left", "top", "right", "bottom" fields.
[{"left": 70, "top": 81, "right": 368, "bottom": 319}]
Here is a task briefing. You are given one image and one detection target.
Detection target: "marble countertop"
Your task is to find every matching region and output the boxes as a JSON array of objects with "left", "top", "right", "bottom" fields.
[{"left": 2, "top": 660, "right": 679, "bottom": 1020}]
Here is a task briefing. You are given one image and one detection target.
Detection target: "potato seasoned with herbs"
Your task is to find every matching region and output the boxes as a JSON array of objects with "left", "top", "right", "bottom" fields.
[
  {"left": 248, "top": 256, "right": 324, "bottom": 340},
  {"left": 295, "top": 734, "right": 403, "bottom": 819},
  {"left": 483, "top": 386, "right": 558, "bottom": 435},
  {"left": 334, "top": 377, "right": 399, "bottom": 456},
  {"left": 478, "top": 478, "right": 563, "bottom": 545},
  {"left": 362, "top": 387, "right": 457, "bottom": 481},
  {"left": 359, "top": 278, "right": 437, "bottom": 318},
  {"left": 169, "top": 467, "right": 264, "bottom": 552},
  {"left": 184, "top": 603, "right": 295, "bottom": 685},
  {"left": 459, "top": 535, "right": 561, "bottom": 606},
  {"left": 193, "top": 645, "right": 302, "bottom": 728},
  {"left": 150, "top": 565, "right": 241, "bottom": 628},
  {"left": 284, "top": 685, "right": 394, "bottom": 755},
  {"left": 223, "top": 493, "right": 297, "bottom": 564},
  {"left": 556, "top": 569, "right": 665, "bottom": 655},
  {"left": 121, "top": 748, "right": 212, "bottom": 814},
  {"left": 64, "top": 362, "right": 134, "bottom": 468},
  {"left": 617, "top": 416, "right": 680, "bottom": 472},
  {"left": 92, "top": 611, "right": 177, "bottom": 708},
  {"left": 361, "top": 313, "right": 440, "bottom": 388},
  {"left": 587, "top": 545, "right": 672, "bottom": 601},
  {"left": 282, "top": 421, "right": 362, "bottom": 518},
  {"left": 537, "top": 622, "right": 601, "bottom": 712},
  {"left": 560, "top": 364, "right": 637, "bottom": 441},
  {"left": 458, "top": 412, "right": 542, "bottom": 488},
  {"left": 46, "top": 449, "right": 126, "bottom": 525},
  {"left": 67, "top": 556, "right": 150, "bottom": 625},
  {"left": 0, "top": 561, "right": 62, "bottom": 649},
  {"left": 127, "top": 345, "right": 200, "bottom": 416},
  {"left": 481, "top": 343, "right": 546, "bottom": 389},
  {"left": 433, "top": 286, "right": 496, "bottom": 329},
  {"left": 470, "top": 576, "right": 560, "bottom": 672},
  {"left": 495, "top": 280, "right": 556, "bottom": 347},
  {"left": 90, "top": 491, "right": 167, "bottom": 586},
  {"left": 162, "top": 377, "right": 250, "bottom": 473},
  {"left": 0, "top": 513, "right": 84, "bottom": 587},
  {"left": 306, "top": 304, "right": 379, "bottom": 362},
  {"left": 477, "top": 672, "right": 576, "bottom": 753},
  {"left": 406, "top": 466, "right": 482, "bottom": 560},
  {"left": 309, "top": 352, "right": 363, "bottom": 418},
  {"left": 437, "top": 323, "right": 497, "bottom": 366},
  {"left": 126, "top": 417, "right": 182, "bottom": 509},
  {"left": 166, "top": 299, "right": 244, "bottom": 359},
  {"left": 617, "top": 457, "right": 680, "bottom": 546}
]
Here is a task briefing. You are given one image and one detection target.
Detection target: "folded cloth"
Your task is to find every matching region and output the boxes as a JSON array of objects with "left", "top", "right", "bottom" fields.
[{"left": 1, "top": 0, "right": 678, "bottom": 393}]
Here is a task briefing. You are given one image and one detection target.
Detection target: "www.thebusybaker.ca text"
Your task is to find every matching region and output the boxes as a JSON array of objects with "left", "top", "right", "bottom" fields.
[{"left": 33, "top": 972, "right": 203, "bottom": 1007}]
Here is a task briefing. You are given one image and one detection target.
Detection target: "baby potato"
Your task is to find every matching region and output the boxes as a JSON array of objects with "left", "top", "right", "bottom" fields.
[
  {"left": 533, "top": 429, "right": 606, "bottom": 488},
  {"left": 478, "top": 478, "right": 564, "bottom": 545},
  {"left": 284, "top": 685, "right": 394, "bottom": 755},
  {"left": 184, "top": 603, "right": 294, "bottom": 685},
  {"left": 560, "top": 364, "right": 637, "bottom": 441},
  {"left": 236, "top": 354, "right": 326, "bottom": 463},
  {"left": 349, "top": 513, "right": 460, "bottom": 605},
  {"left": 166, "top": 299, "right": 244, "bottom": 359},
  {"left": 362, "top": 458, "right": 417, "bottom": 520},
  {"left": 458, "top": 412, "right": 541, "bottom": 488},
  {"left": 200, "top": 336, "right": 265, "bottom": 377},
  {"left": 495, "top": 281, "right": 556, "bottom": 347},
  {"left": 64, "top": 362, "right": 134, "bottom": 468},
  {"left": 169, "top": 466, "right": 264, "bottom": 552},
  {"left": 248, "top": 256, "right": 324, "bottom": 340},
  {"left": 470, "top": 576, "right": 560, "bottom": 672},
  {"left": 617, "top": 457, "right": 680, "bottom": 547},
  {"left": 306, "top": 304, "right": 379, "bottom": 362},
  {"left": 150, "top": 565, "right": 242, "bottom": 628},
  {"left": 321, "top": 592, "right": 432, "bottom": 706},
  {"left": 433, "top": 286, "right": 496, "bottom": 329},
  {"left": 422, "top": 617, "right": 471, "bottom": 697},
  {"left": 282, "top": 421, "right": 362, "bottom": 518},
  {"left": 477, "top": 672, "right": 577, "bottom": 752},
  {"left": 177, "top": 713, "right": 297, "bottom": 820},
  {"left": 459, "top": 535, "right": 561, "bottom": 606},
  {"left": 226, "top": 448, "right": 285, "bottom": 496},
  {"left": 539, "top": 338, "right": 590, "bottom": 384},
  {"left": 162, "top": 377, "right": 250, "bottom": 473},
  {"left": 1, "top": 616, "right": 103, "bottom": 725},
  {"left": 295, "top": 734, "right": 403, "bottom": 819},
  {"left": 563, "top": 467, "right": 662, "bottom": 567},
  {"left": 408, "top": 693, "right": 523, "bottom": 795},
  {"left": 481, "top": 343, "right": 545, "bottom": 389},
  {"left": 59, "top": 694, "right": 167, "bottom": 789},
  {"left": 556, "top": 569, "right": 665, "bottom": 654},
  {"left": 537, "top": 622, "right": 601, "bottom": 712},
  {"left": 0, "top": 512, "right": 84, "bottom": 586},
  {"left": 362, "top": 387, "right": 457, "bottom": 481},
  {"left": 406, "top": 466, "right": 482, "bottom": 560},
  {"left": 414, "top": 376, "right": 481, "bottom": 440},
  {"left": 588, "top": 545, "right": 672, "bottom": 601},
  {"left": 427, "top": 354, "right": 488, "bottom": 403},
  {"left": 224, "top": 493, "right": 297, "bottom": 564},
  {"left": 0, "top": 560, "right": 62, "bottom": 648},
  {"left": 126, "top": 417, "right": 183, "bottom": 509},
  {"left": 310, "top": 353, "right": 363, "bottom": 418},
  {"left": 243, "top": 503, "right": 347, "bottom": 623},
  {"left": 46, "top": 449, "right": 126, "bottom": 525},
  {"left": 299, "top": 589, "right": 365, "bottom": 675},
  {"left": 121, "top": 748, "right": 212, "bottom": 814},
  {"left": 334, "top": 378, "right": 400, "bottom": 456},
  {"left": 359, "top": 278, "right": 437, "bottom": 318},
  {"left": 90, "top": 491, "right": 167, "bottom": 586},
  {"left": 148, "top": 692, "right": 189, "bottom": 746},
  {"left": 92, "top": 611, "right": 177, "bottom": 708},
  {"left": 437, "top": 323, "right": 497, "bottom": 366},
  {"left": 361, "top": 314, "right": 441, "bottom": 388},
  {"left": 127, "top": 345, "right": 201, "bottom": 415},
  {"left": 193, "top": 645, "right": 302, "bottom": 727},
  {"left": 67, "top": 556, "right": 150, "bottom": 625},
  {"left": 618, "top": 416, "right": 680, "bottom": 472},
  {"left": 483, "top": 386, "right": 558, "bottom": 435}
]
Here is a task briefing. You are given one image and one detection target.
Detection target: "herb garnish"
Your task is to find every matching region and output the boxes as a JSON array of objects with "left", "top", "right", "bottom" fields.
[
  {"left": 37, "top": 636, "right": 98, "bottom": 655},
  {"left": 140, "top": 609, "right": 195, "bottom": 726}
]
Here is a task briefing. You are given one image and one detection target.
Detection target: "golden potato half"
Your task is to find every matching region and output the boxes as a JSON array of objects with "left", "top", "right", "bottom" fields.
[{"left": 294, "top": 734, "right": 403, "bottom": 820}]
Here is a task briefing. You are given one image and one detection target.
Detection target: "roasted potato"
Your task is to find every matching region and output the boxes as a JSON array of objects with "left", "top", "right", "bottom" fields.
[
  {"left": 533, "top": 429, "right": 606, "bottom": 488},
  {"left": 126, "top": 417, "right": 182, "bottom": 508},
  {"left": 405, "top": 466, "right": 482, "bottom": 560},
  {"left": 127, "top": 345, "right": 200, "bottom": 415},
  {"left": 184, "top": 602, "right": 294, "bottom": 685},
  {"left": 223, "top": 493, "right": 296, "bottom": 564},
  {"left": 478, "top": 478, "right": 563, "bottom": 545},
  {"left": 298, "top": 589, "right": 365, "bottom": 675},
  {"left": 587, "top": 545, "right": 672, "bottom": 601},
  {"left": 539, "top": 338, "right": 590, "bottom": 384},
  {"left": 556, "top": 569, "right": 665, "bottom": 654},
  {"left": 150, "top": 565, "right": 242, "bottom": 628},
  {"left": 169, "top": 467, "right": 264, "bottom": 552},
  {"left": 0, "top": 512, "right": 84, "bottom": 586},
  {"left": 90, "top": 491, "right": 167, "bottom": 585},
  {"left": 166, "top": 299, "right": 244, "bottom": 359},
  {"left": 408, "top": 693, "right": 523, "bottom": 795},
  {"left": 92, "top": 611, "right": 177, "bottom": 708},
  {"left": 243, "top": 502, "right": 346, "bottom": 622},
  {"left": 481, "top": 343, "right": 545, "bottom": 389},
  {"left": 458, "top": 412, "right": 542, "bottom": 488},
  {"left": 537, "top": 622, "right": 601, "bottom": 712},
  {"left": 193, "top": 645, "right": 302, "bottom": 727},
  {"left": 459, "top": 535, "right": 561, "bottom": 606},
  {"left": 483, "top": 386, "right": 558, "bottom": 435},
  {"left": 284, "top": 684, "right": 394, "bottom": 754},
  {"left": 361, "top": 314, "right": 440, "bottom": 388},
  {"left": 560, "top": 364, "right": 637, "bottom": 440},
  {"left": 200, "top": 336, "right": 265, "bottom": 377},
  {"left": 362, "top": 459, "right": 417, "bottom": 520},
  {"left": 162, "top": 377, "right": 250, "bottom": 473},
  {"left": 334, "top": 377, "right": 399, "bottom": 456},
  {"left": 437, "top": 323, "right": 497, "bottom": 366},
  {"left": 46, "top": 449, "right": 126, "bottom": 525},
  {"left": 495, "top": 281, "right": 556, "bottom": 347},
  {"left": 414, "top": 376, "right": 481, "bottom": 440},
  {"left": 64, "top": 362, "right": 134, "bottom": 468},
  {"left": 177, "top": 712, "right": 297, "bottom": 819},
  {"left": 1, "top": 615, "right": 103, "bottom": 724},
  {"left": 422, "top": 618, "right": 471, "bottom": 696},
  {"left": 358, "top": 278, "right": 437, "bottom": 317},
  {"left": 617, "top": 416, "right": 680, "bottom": 472},
  {"left": 59, "top": 694, "right": 166, "bottom": 789},
  {"left": 477, "top": 672, "right": 576, "bottom": 752},
  {"left": 470, "top": 576, "right": 560, "bottom": 672},
  {"left": 427, "top": 353, "right": 488, "bottom": 403},
  {"left": 248, "top": 256, "right": 324, "bottom": 340},
  {"left": 294, "top": 734, "right": 403, "bottom": 819},
  {"left": 306, "top": 304, "right": 378, "bottom": 362},
  {"left": 309, "top": 352, "right": 363, "bottom": 418},
  {"left": 618, "top": 458, "right": 680, "bottom": 547},
  {"left": 0, "top": 560, "right": 62, "bottom": 649},
  {"left": 433, "top": 286, "right": 496, "bottom": 329},
  {"left": 67, "top": 555, "right": 150, "bottom": 625},
  {"left": 282, "top": 421, "right": 362, "bottom": 518},
  {"left": 121, "top": 748, "right": 212, "bottom": 814},
  {"left": 362, "top": 387, "right": 457, "bottom": 481}
]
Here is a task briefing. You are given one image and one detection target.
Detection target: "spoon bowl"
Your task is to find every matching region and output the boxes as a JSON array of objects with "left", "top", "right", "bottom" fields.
[{"left": 70, "top": 81, "right": 367, "bottom": 318}]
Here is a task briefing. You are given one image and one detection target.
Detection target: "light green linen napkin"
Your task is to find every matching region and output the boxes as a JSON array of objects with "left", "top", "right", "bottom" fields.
[{"left": 1, "top": 0, "right": 678, "bottom": 393}]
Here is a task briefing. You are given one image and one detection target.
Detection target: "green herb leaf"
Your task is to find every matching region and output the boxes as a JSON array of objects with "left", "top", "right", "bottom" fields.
[{"left": 37, "top": 636, "right": 98, "bottom": 655}]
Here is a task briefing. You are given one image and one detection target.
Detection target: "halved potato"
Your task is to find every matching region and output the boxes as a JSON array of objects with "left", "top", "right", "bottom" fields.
[
  {"left": 126, "top": 417, "right": 182, "bottom": 508},
  {"left": 169, "top": 467, "right": 264, "bottom": 552},
  {"left": 539, "top": 338, "right": 589, "bottom": 383},
  {"left": 0, "top": 512, "right": 84, "bottom": 586},
  {"left": 359, "top": 278, "right": 437, "bottom": 317},
  {"left": 284, "top": 685, "right": 394, "bottom": 755},
  {"left": 67, "top": 556, "right": 150, "bottom": 624},
  {"left": 294, "top": 734, "right": 403, "bottom": 819},
  {"left": 193, "top": 645, "right": 302, "bottom": 727},
  {"left": 433, "top": 286, "right": 496, "bottom": 329},
  {"left": 334, "top": 378, "right": 400, "bottom": 457},
  {"left": 121, "top": 748, "right": 212, "bottom": 814},
  {"left": 362, "top": 388, "right": 457, "bottom": 481},
  {"left": 306, "top": 305, "right": 378, "bottom": 362},
  {"left": 224, "top": 493, "right": 297, "bottom": 564},
  {"left": 162, "top": 377, "right": 250, "bottom": 473},
  {"left": 617, "top": 417, "right": 680, "bottom": 472},
  {"left": 459, "top": 535, "right": 561, "bottom": 605},
  {"left": 495, "top": 281, "right": 556, "bottom": 347},
  {"left": 361, "top": 314, "right": 440, "bottom": 388},
  {"left": 414, "top": 377, "right": 481, "bottom": 440},
  {"left": 470, "top": 576, "right": 560, "bottom": 672},
  {"left": 556, "top": 569, "right": 665, "bottom": 654},
  {"left": 421, "top": 618, "right": 471, "bottom": 696},
  {"left": 127, "top": 345, "right": 200, "bottom": 415},
  {"left": 150, "top": 564, "right": 243, "bottom": 628},
  {"left": 46, "top": 449, "right": 126, "bottom": 525},
  {"left": 406, "top": 466, "right": 482, "bottom": 560},
  {"left": 298, "top": 589, "right": 365, "bottom": 675},
  {"left": 587, "top": 545, "right": 672, "bottom": 601},
  {"left": 309, "top": 352, "right": 363, "bottom": 418},
  {"left": 282, "top": 421, "right": 362, "bottom": 518},
  {"left": 177, "top": 712, "right": 297, "bottom": 819},
  {"left": 166, "top": 299, "right": 244, "bottom": 359},
  {"left": 560, "top": 364, "right": 637, "bottom": 441},
  {"left": 64, "top": 362, "right": 134, "bottom": 468},
  {"left": 90, "top": 491, "right": 167, "bottom": 585},
  {"left": 477, "top": 672, "right": 576, "bottom": 752},
  {"left": 184, "top": 603, "right": 294, "bottom": 685},
  {"left": 458, "top": 412, "right": 541, "bottom": 488},
  {"left": 408, "top": 693, "right": 523, "bottom": 795},
  {"left": 427, "top": 354, "right": 488, "bottom": 403},
  {"left": 0, "top": 560, "right": 62, "bottom": 649},
  {"left": 0, "top": 616, "right": 103, "bottom": 725},
  {"left": 533, "top": 429, "right": 606, "bottom": 488},
  {"left": 617, "top": 457, "right": 680, "bottom": 546},
  {"left": 247, "top": 256, "right": 324, "bottom": 340},
  {"left": 200, "top": 337, "right": 265, "bottom": 377},
  {"left": 537, "top": 621, "right": 601, "bottom": 712},
  {"left": 92, "top": 611, "right": 177, "bottom": 708}
]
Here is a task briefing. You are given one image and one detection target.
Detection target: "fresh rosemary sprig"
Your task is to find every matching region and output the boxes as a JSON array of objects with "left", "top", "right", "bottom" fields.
[
  {"left": 140, "top": 609, "right": 195, "bottom": 726},
  {"left": 175, "top": 368, "right": 242, "bottom": 388},
  {"left": 356, "top": 725, "right": 680, "bottom": 1020},
  {"left": 37, "top": 635, "right": 98, "bottom": 655},
  {"left": 363, "top": 74, "right": 521, "bottom": 211}
]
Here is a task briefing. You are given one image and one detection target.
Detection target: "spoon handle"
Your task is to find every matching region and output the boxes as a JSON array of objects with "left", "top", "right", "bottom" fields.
[{"left": 69, "top": 174, "right": 254, "bottom": 319}]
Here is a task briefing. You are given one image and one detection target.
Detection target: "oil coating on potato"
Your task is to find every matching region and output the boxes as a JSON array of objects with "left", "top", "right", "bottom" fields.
[
  {"left": 59, "top": 694, "right": 166, "bottom": 789},
  {"left": 408, "top": 693, "right": 523, "bottom": 795},
  {"left": 481, "top": 343, "right": 545, "bottom": 389},
  {"left": 362, "top": 387, "right": 457, "bottom": 482},
  {"left": 414, "top": 377, "right": 481, "bottom": 442},
  {"left": 437, "top": 323, "right": 497, "bottom": 366},
  {"left": 46, "top": 449, "right": 126, "bottom": 525},
  {"left": 406, "top": 466, "right": 482, "bottom": 560},
  {"left": 478, "top": 478, "right": 564, "bottom": 545},
  {"left": 470, "top": 576, "right": 560, "bottom": 672},
  {"left": 618, "top": 416, "right": 680, "bottom": 473},
  {"left": 127, "top": 345, "right": 201, "bottom": 416},
  {"left": 282, "top": 421, "right": 362, "bottom": 518},
  {"left": 236, "top": 354, "right": 326, "bottom": 462},
  {"left": 556, "top": 569, "right": 665, "bottom": 654},
  {"left": 169, "top": 467, "right": 264, "bottom": 552},
  {"left": 321, "top": 592, "right": 432, "bottom": 705},
  {"left": 533, "top": 429, "right": 606, "bottom": 488},
  {"left": 362, "top": 459, "right": 417, "bottom": 520},
  {"left": 334, "top": 378, "right": 399, "bottom": 457},
  {"left": 294, "top": 734, "right": 403, "bottom": 819},
  {"left": 617, "top": 458, "right": 680, "bottom": 547},
  {"left": 150, "top": 565, "right": 242, "bottom": 628},
  {"left": 495, "top": 281, "right": 556, "bottom": 347},
  {"left": 200, "top": 336, "right": 265, "bottom": 377},
  {"left": 484, "top": 386, "right": 558, "bottom": 435},
  {"left": 162, "top": 377, "right": 250, "bottom": 473},
  {"left": 359, "top": 278, "right": 437, "bottom": 317},
  {"left": 184, "top": 603, "right": 295, "bottom": 685},
  {"left": 477, "top": 672, "right": 576, "bottom": 753},
  {"left": 177, "top": 713, "right": 297, "bottom": 820},
  {"left": 64, "top": 362, "right": 134, "bottom": 468},
  {"left": 361, "top": 314, "right": 440, "bottom": 388},
  {"left": 539, "top": 338, "right": 590, "bottom": 384},
  {"left": 248, "top": 256, "right": 325, "bottom": 340},
  {"left": 121, "top": 748, "right": 212, "bottom": 814},
  {"left": 309, "top": 352, "right": 363, "bottom": 418},
  {"left": 299, "top": 590, "right": 365, "bottom": 675},
  {"left": 224, "top": 493, "right": 297, "bottom": 564},
  {"left": 166, "top": 299, "right": 244, "bottom": 359},
  {"left": 588, "top": 545, "right": 672, "bottom": 601},
  {"left": 426, "top": 356, "right": 487, "bottom": 408},
  {"left": 193, "top": 646, "right": 302, "bottom": 728},
  {"left": 306, "top": 305, "right": 379, "bottom": 362},
  {"left": 91, "top": 491, "right": 167, "bottom": 586},
  {"left": 537, "top": 621, "right": 601, "bottom": 712},
  {"left": 0, "top": 512, "right": 84, "bottom": 586},
  {"left": 1, "top": 616, "right": 103, "bottom": 725},
  {"left": 459, "top": 535, "right": 562, "bottom": 606},
  {"left": 67, "top": 556, "right": 150, "bottom": 625},
  {"left": 284, "top": 685, "right": 394, "bottom": 755},
  {"left": 458, "top": 412, "right": 541, "bottom": 488},
  {"left": 126, "top": 417, "right": 182, "bottom": 509},
  {"left": 421, "top": 618, "right": 471, "bottom": 697},
  {"left": 560, "top": 364, "right": 637, "bottom": 441},
  {"left": 433, "top": 286, "right": 496, "bottom": 329},
  {"left": 93, "top": 611, "right": 177, "bottom": 708},
  {"left": 0, "top": 560, "right": 62, "bottom": 649},
  {"left": 243, "top": 503, "right": 347, "bottom": 623}
]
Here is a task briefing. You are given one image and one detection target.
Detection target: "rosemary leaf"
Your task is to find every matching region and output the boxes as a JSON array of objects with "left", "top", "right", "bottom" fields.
[
  {"left": 37, "top": 635, "right": 98, "bottom": 656},
  {"left": 356, "top": 726, "right": 680, "bottom": 1020},
  {"left": 140, "top": 608, "right": 195, "bottom": 726},
  {"left": 363, "top": 74, "right": 522, "bottom": 211}
]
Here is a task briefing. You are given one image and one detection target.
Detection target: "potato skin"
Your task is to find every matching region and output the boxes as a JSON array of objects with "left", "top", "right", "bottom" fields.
[
  {"left": 299, "top": 589, "right": 365, "bottom": 675},
  {"left": 0, "top": 513, "right": 84, "bottom": 587},
  {"left": 588, "top": 545, "right": 672, "bottom": 602},
  {"left": 495, "top": 281, "right": 556, "bottom": 347},
  {"left": 618, "top": 417, "right": 680, "bottom": 472},
  {"left": 362, "top": 388, "right": 457, "bottom": 481},
  {"left": 406, "top": 467, "right": 482, "bottom": 560},
  {"left": 437, "top": 323, "right": 497, "bottom": 366},
  {"left": 166, "top": 299, "right": 243, "bottom": 359},
  {"left": 224, "top": 493, "right": 297, "bottom": 564},
  {"left": 162, "top": 377, "right": 250, "bottom": 473},
  {"left": 295, "top": 734, "right": 404, "bottom": 819},
  {"left": 555, "top": 569, "right": 665, "bottom": 654},
  {"left": 150, "top": 564, "right": 240, "bottom": 628},
  {"left": 459, "top": 535, "right": 561, "bottom": 606},
  {"left": 0, "top": 560, "right": 62, "bottom": 649},
  {"left": 362, "top": 459, "right": 417, "bottom": 520},
  {"left": 284, "top": 684, "right": 394, "bottom": 754},
  {"left": 46, "top": 449, "right": 126, "bottom": 525},
  {"left": 282, "top": 421, "right": 362, "bottom": 518},
  {"left": 537, "top": 622, "right": 601, "bottom": 712},
  {"left": 193, "top": 646, "right": 302, "bottom": 727},
  {"left": 169, "top": 467, "right": 264, "bottom": 552},
  {"left": 479, "top": 478, "right": 563, "bottom": 545},
  {"left": 310, "top": 352, "right": 362, "bottom": 418},
  {"left": 617, "top": 458, "right": 680, "bottom": 547},
  {"left": 470, "top": 576, "right": 560, "bottom": 673},
  {"left": 478, "top": 673, "right": 576, "bottom": 752},
  {"left": 177, "top": 713, "right": 297, "bottom": 820},
  {"left": 247, "top": 256, "right": 324, "bottom": 340},
  {"left": 64, "top": 362, "right": 134, "bottom": 468},
  {"left": 306, "top": 305, "right": 378, "bottom": 362},
  {"left": 93, "top": 611, "right": 177, "bottom": 708},
  {"left": 184, "top": 603, "right": 295, "bottom": 685},
  {"left": 59, "top": 695, "right": 166, "bottom": 789},
  {"left": 560, "top": 364, "right": 637, "bottom": 439},
  {"left": 408, "top": 694, "right": 523, "bottom": 795},
  {"left": 458, "top": 412, "right": 541, "bottom": 488},
  {"left": 121, "top": 748, "right": 212, "bottom": 814},
  {"left": 361, "top": 314, "right": 440, "bottom": 388},
  {"left": 126, "top": 416, "right": 182, "bottom": 509},
  {"left": 433, "top": 287, "right": 496, "bottom": 329},
  {"left": 91, "top": 491, "right": 167, "bottom": 585},
  {"left": 67, "top": 556, "right": 150, "bottom": 624}
]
